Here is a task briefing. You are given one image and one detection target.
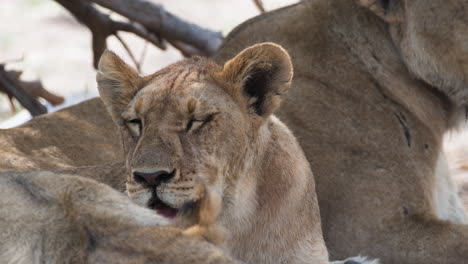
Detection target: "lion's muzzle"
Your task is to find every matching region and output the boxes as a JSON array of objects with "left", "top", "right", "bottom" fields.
[
  {"left": 132, "top": 168, "right": 181, "bottom": 218},
  {"left": 133, "top": 168, "right": 176, "bottom": 186}
]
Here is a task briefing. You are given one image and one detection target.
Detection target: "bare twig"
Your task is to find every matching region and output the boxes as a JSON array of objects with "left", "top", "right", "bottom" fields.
[
  {"left": 138, "top": 40, "right": 149, "bottom": 70},
  {"left": 7, "top": 95, "right": 15, "bottom": 112},
  {"left": 86, "top": 0, "right": 223, "bottom": 56},
  {"left": 114, "top": 33, "right": 141, "bottom": 72},
  {"left": 253, "top": 0, "right": 266, "bottom": 13},
  {"left": 113, "top": 21, "right": 166, "bottom": 50}
]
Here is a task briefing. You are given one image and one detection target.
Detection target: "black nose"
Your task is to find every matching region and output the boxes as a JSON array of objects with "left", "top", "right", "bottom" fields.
[{"left": 133, "top": 169, "right": 175, "bottom": 187}]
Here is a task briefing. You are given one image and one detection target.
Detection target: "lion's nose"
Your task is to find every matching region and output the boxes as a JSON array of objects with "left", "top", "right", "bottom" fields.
[{"left": 133, "top": 169, "right": 175, "bottom": 187}]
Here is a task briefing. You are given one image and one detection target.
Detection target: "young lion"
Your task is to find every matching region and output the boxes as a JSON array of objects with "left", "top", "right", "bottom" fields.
[
  {"left": 213, "top": 0, "right": 468, "bottom": 263},
  {"left": 0, "top": 170, "right": 239, "bottom": 264},
  {"left": 1, "top": 0, "right": 467, "bottom": 263},
  {"left": 96, "top": 44, "right": 375, "bottom": 264}
]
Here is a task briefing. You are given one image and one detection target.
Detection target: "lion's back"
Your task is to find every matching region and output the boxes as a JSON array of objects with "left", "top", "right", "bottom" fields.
[{"left": 0, "top": 98, "right": 121, "bottom": 172}]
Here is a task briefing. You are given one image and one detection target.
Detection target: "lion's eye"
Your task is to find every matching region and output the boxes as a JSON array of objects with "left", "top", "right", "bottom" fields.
[
  {"left": 186, "top": 119, "right": 203, "bottom": 132},
  {"left": 126, "top": 118, "right": 142, "bottom": 137},
  {"left": 186, "top": 114, "right": 216, "bottom": 132}
]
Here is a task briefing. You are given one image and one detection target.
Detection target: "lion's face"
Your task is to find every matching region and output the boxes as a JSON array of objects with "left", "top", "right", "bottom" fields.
[
  {"left": 359, "top": 0, "right": 468, "bottom": 107},
  {"left": 119, "top": 68, "right": 250, "bottom": 217},
  {"left": 97, "top": 44, "right": 292, "bottom": 219}
]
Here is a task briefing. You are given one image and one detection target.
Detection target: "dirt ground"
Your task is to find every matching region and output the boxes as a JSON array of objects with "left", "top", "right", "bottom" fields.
[{"left": 2, "top": 0, "right": 468, "bottom": 210}]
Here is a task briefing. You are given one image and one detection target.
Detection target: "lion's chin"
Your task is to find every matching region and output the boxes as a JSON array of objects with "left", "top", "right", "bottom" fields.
[{"left": 149, "top": 195, "right": 179, "bottom": 219}]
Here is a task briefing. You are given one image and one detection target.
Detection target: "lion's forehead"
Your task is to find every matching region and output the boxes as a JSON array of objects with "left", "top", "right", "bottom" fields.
[
  {"left": 144, "top": 64, "right": 215, "bottom": 94},
  {"left": 133, "top": 77, "right": 226, "bottom": 116}
]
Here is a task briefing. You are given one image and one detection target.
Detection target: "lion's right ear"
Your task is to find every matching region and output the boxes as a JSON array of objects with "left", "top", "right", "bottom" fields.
[{"left": 97, "top": 51, "right": 143, "bottom": 123}]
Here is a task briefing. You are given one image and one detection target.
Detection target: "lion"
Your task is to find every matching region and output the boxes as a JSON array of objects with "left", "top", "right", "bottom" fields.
[
  {"left": 4, "top": 0, "right": 467, "bottom": 262},
  {"left": 95, "top": 45, "right": 374, "bottom": 264},
  {"left": 212, "top": 0, "right": 468, "bottom": 263},
  {"left": 0, "top": 98, "right": 121, "bottom": 172},
  {"left": 0, "top": 170, "right": 240, "bottom": 264}
]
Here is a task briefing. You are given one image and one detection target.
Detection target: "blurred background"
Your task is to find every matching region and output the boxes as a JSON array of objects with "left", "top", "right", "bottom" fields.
[
  {"left": 0, "top": 0, "right": 297, "bottom": 125},
  {"left": 1, "top": 0, "right": 467, "bottom": 205}
]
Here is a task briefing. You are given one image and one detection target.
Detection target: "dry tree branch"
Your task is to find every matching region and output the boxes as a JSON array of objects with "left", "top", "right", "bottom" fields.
[
  {"left": 3, "top": 68, "right": 64, "bottom": 107},
  {"left": 0, "top": 65, "right": 51, "bottom": 116},
  {"left": 86, "top": 0, "right": 223, "bottom": 56},
  {"left": 112, "top": 21, "right": 166, "bottom": 50},
  {"left": 166, "top": 38, "right": 206, "bottom": 57},
  {"left": 2, "top": 1, "right": 224, "bottom": 116},
  {"left": 53, "top": 0, "right": 166, "bottom": 69},
  {"left": 253, "top": 0, "right": 266, "bottom": 13},
  {"left": 54, "top": 0, "right": 224, "bottom": 69}
]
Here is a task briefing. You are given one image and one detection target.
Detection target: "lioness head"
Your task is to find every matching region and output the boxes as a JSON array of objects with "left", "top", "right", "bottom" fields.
[
  {"left": 357, "top": 0, "right": 468, "bottom": 110},
  {"left": 97, "top": 43, "right": 292, "bottom": 219}
]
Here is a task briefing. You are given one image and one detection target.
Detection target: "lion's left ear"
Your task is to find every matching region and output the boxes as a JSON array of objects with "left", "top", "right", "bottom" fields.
[{"left": 220, "top": 43, "right": 293, "bottom": 120}]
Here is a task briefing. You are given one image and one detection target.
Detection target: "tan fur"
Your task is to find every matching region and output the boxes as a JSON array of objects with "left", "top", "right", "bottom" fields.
[
  {"left": 96, "top": 46, "right": 340, "bottom": 264},
  {"left": 0, "top": 170, "right": 239, "bottom": 264},
  {"left": 0, "top": 45, "right": 374, "bottom": 263},
  {"left": 212, "top": 1, "right": 468, "bottom": 263},
  {"left": 3, "top": 1, "right": 467, "bottom": 263},
  {"left": 0, "top": 98, "right": 121, "bottom": 172},
  {"left": 182, "top": 180, "right": 226, "bottom": 246}
]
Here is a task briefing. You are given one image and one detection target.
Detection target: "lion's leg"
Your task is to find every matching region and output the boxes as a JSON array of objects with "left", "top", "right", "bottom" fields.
[{"left": 365, "top": 216, "right": 468, "bottom": 263}]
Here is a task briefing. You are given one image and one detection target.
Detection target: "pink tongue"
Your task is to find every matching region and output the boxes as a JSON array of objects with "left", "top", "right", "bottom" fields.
[{"left": 156, "top": 207, "right": 178, "bottom": 219}]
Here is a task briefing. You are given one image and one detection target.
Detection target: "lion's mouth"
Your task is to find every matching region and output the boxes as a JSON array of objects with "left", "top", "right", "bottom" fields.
[{"left": 148, "top": 192, "right": 179, "bottom": 219}]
